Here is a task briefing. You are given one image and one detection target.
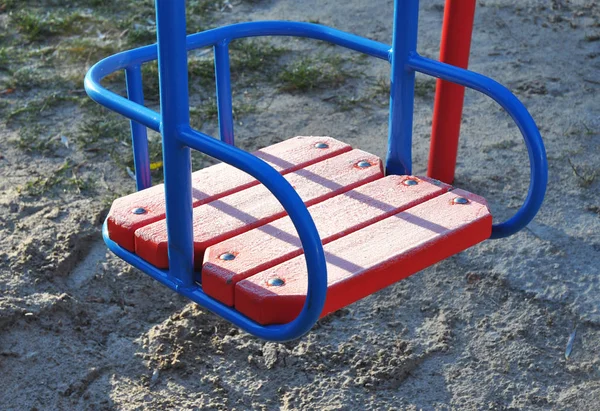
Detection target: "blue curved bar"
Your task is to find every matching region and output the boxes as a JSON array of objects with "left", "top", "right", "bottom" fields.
[
  {"left": 102, "top": 221, "right": 325, "bottom": 341},
  {"left": 179, "top": 127, "right": 328, "bottom": 340},
  {"left": 407, "top": 54, "right": 548, "bottom": 238},
  {"left": 84, "top": 21, "right": 391, "bottom": 142}
]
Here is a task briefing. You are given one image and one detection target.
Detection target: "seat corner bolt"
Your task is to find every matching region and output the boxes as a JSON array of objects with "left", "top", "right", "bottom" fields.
[
  {"left": 267, "top": 277, "right": 285, "bottom": 286},
  {"left": 219, "top": 253, "right": 236, "bottom": 261},
  {"left": 452, "top": 197, "right": 469, "bottom": 205}
]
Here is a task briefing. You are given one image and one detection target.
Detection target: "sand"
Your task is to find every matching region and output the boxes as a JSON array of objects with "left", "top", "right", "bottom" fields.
[{"left": 0, "top": 0, "right": 599, "bottom": 409}]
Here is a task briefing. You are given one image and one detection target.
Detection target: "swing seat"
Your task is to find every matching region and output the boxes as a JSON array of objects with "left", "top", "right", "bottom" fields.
[
  {"left": 86, "top": 1, "right": 547, "bottom": 340},
  {"left": 106, "top": 136, "right": 492, "bottom": 325}
]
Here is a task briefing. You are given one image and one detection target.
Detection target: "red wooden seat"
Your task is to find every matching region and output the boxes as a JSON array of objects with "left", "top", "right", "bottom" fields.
[
  {"left": 105, "top": 136, "right": 492, "bottom": 323},
  {"left": 234, "top": 189, "right": 491, "bottom": 325},
  {"left": 202, "top": 175, "right": 451, "bottom": 306},
  {"left": 134, "top": 148, "right": 383, "bottom": 268},
  {"left": 106, "top": 136, "right": 351, "bottom": 251}
]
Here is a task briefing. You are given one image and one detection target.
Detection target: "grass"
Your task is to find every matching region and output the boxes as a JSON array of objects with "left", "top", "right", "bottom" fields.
[
  {"left": 189, "top": 57, "right": 216, "bottom": 89},
  {"left": 568, "top": 158, "right": 597, "bottom": 188},
  {"left": 19, "top": 159, "right": 95, "bottom": 197},
  {"left": 141, "top": 62, "right": 160, "bottom": 101},
  {"left": 482, "top": 139, "right": 518, "bottom": 153},
  {"left": 76, "top": 109, "right": 129, "bottom": 150},
  {"left": 278, "top": 54, "right": 354, "bottom": 92},
  {"left": 329, "top": 95, "right": 369, "bottom": 112},
  {"left": 5, "top": 67, "right": 43, "bottom": 90},
  {"left": 230, "top": 39, "right": 287, "bottom": 85},
  {"left": 6, "top": 93, "right": 82, "bottom": 123},
  {"left": 56, "top": 38, "right": 119, "bottom": 64},
  {"left": 584, "top": 33, "right": 600, "bottom": 42},
  {"left": 0, "top": 47, "right": 9, "bottom": 71},
  {"left": 12, "top": 10, "right": 89, "bottom": 41},
  {"left": 12, "top": 125, "right": 58, "bottom": 154},
  {"left": 414, "top": 77, "right": 437, "bottom": 98},
  {"left": 0, "top": 0, "right": 380, "bottom": 201}
]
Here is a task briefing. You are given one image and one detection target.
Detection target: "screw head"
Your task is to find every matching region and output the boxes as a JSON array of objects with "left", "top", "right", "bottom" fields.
[
  {"left": 219, "top": 253, "right": 236, "bottom": 261},
  {"left": 267, "top": 278, "right": 285, "bottom": 287},
  {"left": 314, "top": 142, "right": 329, "bottom": 149},
  {"left": 356, "top": 160, "right": 371, "bottom": 168},
  {"left": 403, "top": 179, "right": 418, "bottom": 186},
  {"left": 452, "top": 197, "right": 469, "bottom": 205},
  {"left": 132, "top": 207, "right": 147, "bottom": 215}
]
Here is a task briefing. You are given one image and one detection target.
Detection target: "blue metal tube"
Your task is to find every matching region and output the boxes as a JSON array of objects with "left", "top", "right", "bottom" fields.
[
  {"left": 214, "top": 42, "right": 235, "bottom": 145},
  {"left": 85, "top": 57, "right": 161, "bottom": 132},
  {"left": 125, "top": 65, "right": 152, "bottom": 190},
  {"left": 408, "top": 54, "right": 548, "bottom": 238},
  {"left": 178, "top": 126, "right": 327, "bottom": 341},
  {"left": 155, "top": 0, "right": 194, "bottom": 286},
  {"left": 84, "top": 21, "right": 391, "bottom": 129},
  {"left": 186, "top": 21, "right": 390, "bottom": 59},
  {"left": 386, "top": 0, "right": 420, "bottom": 176},
  {"left": 103, "top": 220, "right": 325, "bottom": 342}
]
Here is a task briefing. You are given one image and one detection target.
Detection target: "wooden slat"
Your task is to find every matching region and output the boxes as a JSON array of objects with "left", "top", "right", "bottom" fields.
[
  {"left": 202, "top": 176, "right": 449, "bottom": 306},
  {"left": 107, "top": 136, "right": 352, "bottom": 251},
  {"left": 234, "top": 189, "right": 492, "bottom": 325},
  {"left": 135, "top": 149, "right": 384, "bottom": 269}
]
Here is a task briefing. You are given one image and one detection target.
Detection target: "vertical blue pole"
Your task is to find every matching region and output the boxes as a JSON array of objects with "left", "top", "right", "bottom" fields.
[
  {"left": 386, "top": 0, "right": 419, "bottom": 176},
  {"left": 155, "top": 0, "right": 194, "bottom": 287},
  {"left": 214, "top": 41, "right": 235, "bottom": 145},
  {"left": 125, "top": 65, "right": 152, "bottom": 190}
]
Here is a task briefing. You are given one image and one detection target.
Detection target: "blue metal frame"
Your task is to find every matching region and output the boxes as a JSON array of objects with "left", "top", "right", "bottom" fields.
[{"left": 85, "top": 0, "right": 548, "bottom": 341}]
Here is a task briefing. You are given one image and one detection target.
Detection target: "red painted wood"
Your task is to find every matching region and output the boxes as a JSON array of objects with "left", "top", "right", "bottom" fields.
[
  {"left": 235, "top": 189, "right": 492, "bottom": 325},
  {"left": 107, "top": 136, "right": 352, "bottom": 251},
  {"left": 135, "top": 149, "right": 384, "bottom": 269},
  {"left": 428, "top": 0, "right": 477, "bottom": 184},
  {"left": 202, "top": 175, "right": 449, "bottom": 306}
]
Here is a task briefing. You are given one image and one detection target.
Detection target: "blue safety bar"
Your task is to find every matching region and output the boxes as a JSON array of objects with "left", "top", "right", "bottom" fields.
[{"left": 85, "top": 0, "right": 547, "bottom": 341}]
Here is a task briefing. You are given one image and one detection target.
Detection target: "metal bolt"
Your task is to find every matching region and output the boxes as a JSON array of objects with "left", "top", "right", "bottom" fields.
[
  {"left": 403, "top": 179, "right": 418, "bottom": 186},
  {"left": 267, "top": 278, "right": 285, "bottom": 287},
  {"left": 452, "top": 197, "right": 469, "bottom": 205},
  {"left": 219, "top": 253, "right": 236, "bottom": 261},
  {"left": 314, "top": 142, "right": 329, "bottom": 149},
  {"left": 132, "top": 207, "right": 147, "bottom": 215},
  {"left": 356, "top": 160, "right": 371, "bottom": 168}
]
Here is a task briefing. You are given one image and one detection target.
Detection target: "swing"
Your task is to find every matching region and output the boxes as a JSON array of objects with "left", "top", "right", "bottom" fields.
[{"left": 84, "top": 0, "right": 548, "bottom": 341}]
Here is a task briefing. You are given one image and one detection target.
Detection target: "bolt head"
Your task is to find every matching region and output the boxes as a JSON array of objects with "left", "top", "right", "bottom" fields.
[
  {"left": 314, "top": 142, "right": 329, "bottom": 149},
  {"left": 219, "top": 253, "right": 236, "bottom": 261},
  {"left": 452, "top": 197, "right": 469, "bottom": 205},
  {"left": 132, "top": 207, "right": 147, "bottom": 215},
  {"left": 403, "top": 179, "right": 418, "bottom": 186},
  {"left": 267, "top": 278, "right": 285, "bottom": 287},
  {"left": 356, "top": 160, "right": 371, "bottom": 168}
]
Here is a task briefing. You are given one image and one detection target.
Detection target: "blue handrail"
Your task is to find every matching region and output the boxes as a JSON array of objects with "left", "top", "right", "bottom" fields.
[{"left": 85, "top": 0, "right": 547, "bottom": 341}]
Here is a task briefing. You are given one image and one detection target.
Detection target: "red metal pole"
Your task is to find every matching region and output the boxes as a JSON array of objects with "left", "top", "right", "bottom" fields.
[{"left": 427, "top": 0, "right": 476, "bottom": 184}]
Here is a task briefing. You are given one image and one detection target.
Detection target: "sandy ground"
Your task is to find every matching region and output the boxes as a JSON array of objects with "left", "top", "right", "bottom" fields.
[{"left": 0, "top": 0, "right": 599, "bottom": 409}]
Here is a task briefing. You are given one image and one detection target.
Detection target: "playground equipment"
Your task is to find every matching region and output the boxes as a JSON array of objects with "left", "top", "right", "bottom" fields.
[{"left": 85, "top": 0, "right": 548, "bottom": 341}]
